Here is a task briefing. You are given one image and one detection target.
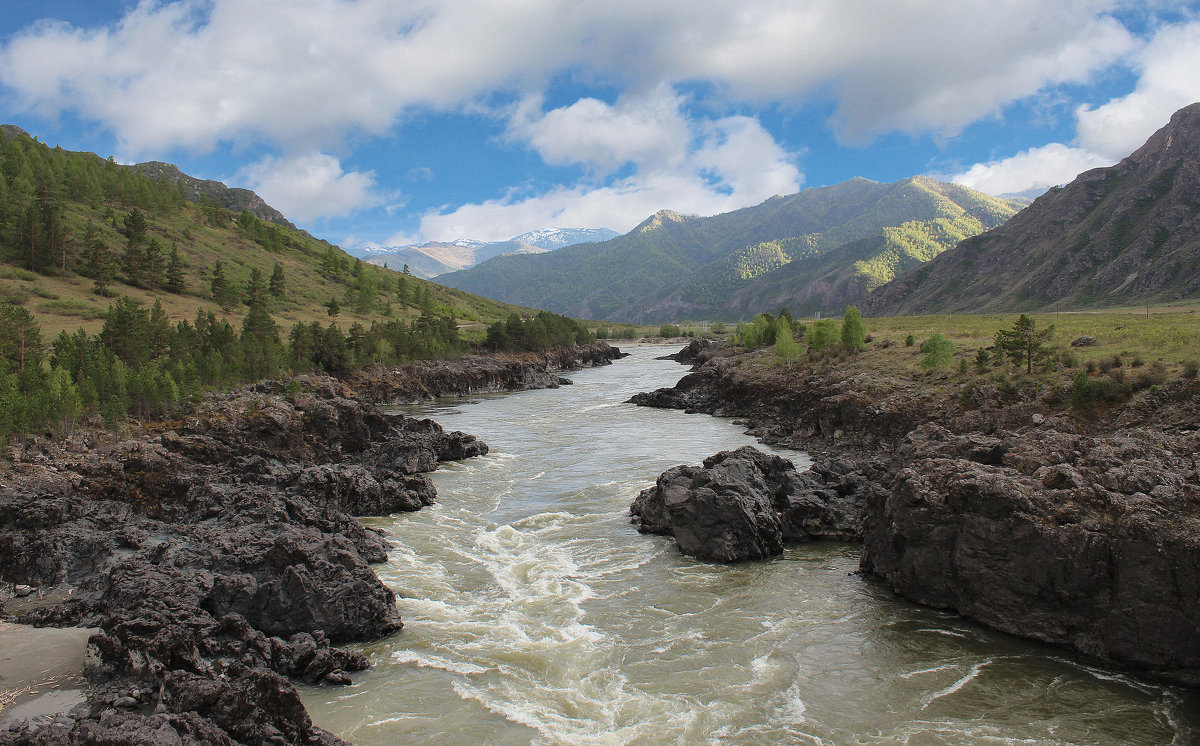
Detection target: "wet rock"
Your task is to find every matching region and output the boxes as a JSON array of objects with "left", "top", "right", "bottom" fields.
[
  {"left": 631, "top": 446, "right": 868, "bottom": 562},
  {"left": 860, "top": 423, "right": 1200, "bottom": 685},
  {"left": 0, "top": 374, "right": 489, "bottom": 743}
]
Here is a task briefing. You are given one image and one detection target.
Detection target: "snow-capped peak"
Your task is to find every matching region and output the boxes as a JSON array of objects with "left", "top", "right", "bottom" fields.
[{"left": 511, "top": 227, "right": 619, "bottom": 250}]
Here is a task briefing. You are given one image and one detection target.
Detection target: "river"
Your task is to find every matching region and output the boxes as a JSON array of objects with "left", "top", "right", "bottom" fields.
[{"left": 302, "top": 344, "right": 1199, "bottom": 745}]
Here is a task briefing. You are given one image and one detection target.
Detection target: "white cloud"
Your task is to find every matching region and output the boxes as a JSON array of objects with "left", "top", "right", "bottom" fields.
[
  {"left": 236, "top": 152, "right": 380, "bottom": 223},
  {"left": 1076, "top": 20, "right": 1200, "bottom": 159},
  {"left": 420, "top": 91, "right": 802, "bottom": 241},
  {"left": 506, "top": 86, "right": 691, "bottom": 174},
  {"left": 949, "top": 18, "right": 1200, "bottom": 196},
  {"left": 951, "top": 143, "right": 1113, "bottom": 195},
  {"left": 0, "top": 0, "right": 1143, "bottom": 153}
]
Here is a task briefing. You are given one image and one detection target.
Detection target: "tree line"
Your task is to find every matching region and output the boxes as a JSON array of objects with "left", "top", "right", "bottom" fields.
[{"left": 0, "top": 297, "right": 472, "bottom": 443}]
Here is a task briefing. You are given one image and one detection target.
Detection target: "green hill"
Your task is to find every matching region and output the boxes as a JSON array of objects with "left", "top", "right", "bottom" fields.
[
  {"left": 0, "top": 125, "right": 533, "bottom": 340},
  {"left": 439, "top": 177, "right": 1020, "bottom": 322}
]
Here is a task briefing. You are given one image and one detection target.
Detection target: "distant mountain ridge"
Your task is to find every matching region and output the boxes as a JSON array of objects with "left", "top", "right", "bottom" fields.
[
  {"left": 866, "top": 102, "right": 1200, "bottom": 315},
  {"left": 439, "top": 177, "right": 1021, "bottom": 321},
  {"left": 362, "top": 227, "right": 618, "bottom": 278}
]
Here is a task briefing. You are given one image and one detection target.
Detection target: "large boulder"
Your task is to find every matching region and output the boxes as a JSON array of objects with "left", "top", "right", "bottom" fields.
[
  {"left": 631, "top": 446, "right": 868, "bottom": 562},
  {"left": 860, "top": 423, "right": 1200, "bottom": 685}
]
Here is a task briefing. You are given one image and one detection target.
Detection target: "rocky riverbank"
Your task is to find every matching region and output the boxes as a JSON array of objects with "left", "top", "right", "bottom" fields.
[
  {"left": 631, "top": 341, "right": 1200, "bottom": 686},
  {"left": 342, "top": 342, "right": 626, "bottom": 403},
  {"left": 0, "top": 344, "right": 622, "bottom": 744}
]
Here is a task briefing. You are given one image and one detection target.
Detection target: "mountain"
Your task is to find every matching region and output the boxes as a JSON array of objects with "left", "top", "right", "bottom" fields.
[
  {"left": 439, "top": 177, "right": 1020, "bottom": 322},
  {"left": 512, "top": 227, "right": 620, "bottom": 250},
  {"left": 866, "top": 102, "right": 1200, "bottom": 316},
  {"left": 362, "top": 228, "right": 618, "bottom": 279},
  {"left": 131, "top": 161, "right": 295, "bottom": 228},
  {"left": 0, "top": 125, "right": 534, "bottom": 338}
]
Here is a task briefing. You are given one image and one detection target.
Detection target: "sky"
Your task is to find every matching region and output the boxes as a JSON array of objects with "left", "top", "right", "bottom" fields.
[{"left": 1, "top": 1, "right": 1198, "bottom": 255}]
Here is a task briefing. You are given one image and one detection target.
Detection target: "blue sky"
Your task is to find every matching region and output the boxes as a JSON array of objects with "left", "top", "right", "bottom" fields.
[{"left": 2, "top": 1, "right": 1198, "bottom": 254}]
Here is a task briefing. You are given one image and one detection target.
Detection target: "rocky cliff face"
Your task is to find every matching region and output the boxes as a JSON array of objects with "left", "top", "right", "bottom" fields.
[
  {"left": 0, "top": 376, "right": 486, "bottom": 743},
  {"left": 862, "top": 423, "right": 1200, "bottom": 684},
  {"left": 867, "top": 102, "right": 1200, "bottom": 314},
  {"left": 632, "top": 345, "right": 1200, "bottom": 685},
  {"left": 131, "top": 161, "right": 295, "bottom": 229}
]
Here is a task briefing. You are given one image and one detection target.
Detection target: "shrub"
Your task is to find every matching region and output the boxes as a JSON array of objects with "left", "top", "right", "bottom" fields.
[
  {"left": 1183, "top": 360, "right": 1199, "bottom": 379},
  {"left": 841, "top": 306, "right": 866, "bottom": 352},
  {"left": 658, "top": 323, "right": 682, "bottom": 338},
  {"left": 920, "top": 333, "right": 955, "bottom": 371},
  {"left": 1070, "top": 370, "right": 1100, "bottom": 407},
  {"left": 807, "top": 319, "right": 839, "bottom": 354},
  {"left": 904, "top": 334, "right": 915, "bottom": 347}
]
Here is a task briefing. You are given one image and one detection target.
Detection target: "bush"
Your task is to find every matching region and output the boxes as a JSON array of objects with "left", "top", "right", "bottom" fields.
[
  {"left": 904, "top": 334, "right": 915, "bottom": 347},
  {"left": 658, "top": 323, "right": 682, "bottom": 338},
  {"left": 920, "top": 333, "right": 955, "bottom": 371},
  {"left": 709, "top": 321, "right": 726, "bottom": 335},
  {"left": 1183, "top": 360, "right": 1199, "bottom": 379},
  {"left": 1070, "top": 370, "right": 1100, "bottom": 407}
]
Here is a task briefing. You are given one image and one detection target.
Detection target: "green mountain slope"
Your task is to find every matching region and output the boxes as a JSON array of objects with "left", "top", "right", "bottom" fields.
[
  {"left": 0, "top": 125, "right": 534, "bottom": 339},
  {"left": 439, "top": 177, "right": 1019, "bottom": 321},
  {"left": 629, "top": 177, "right": 1018, "bottom": 320},
  {"left": 866, "top": 102, "right": 1200, "bottom": 315}
]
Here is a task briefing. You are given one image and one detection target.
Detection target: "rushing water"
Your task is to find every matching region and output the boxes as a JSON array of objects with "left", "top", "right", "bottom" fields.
[{"left": 303, "top": 345, "right": 1199, "bottom": 745}]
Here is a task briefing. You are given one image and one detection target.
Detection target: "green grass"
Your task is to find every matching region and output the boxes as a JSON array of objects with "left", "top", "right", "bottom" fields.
[{"left": 773, "top": 306, "right": 1200, "bottom": 384}]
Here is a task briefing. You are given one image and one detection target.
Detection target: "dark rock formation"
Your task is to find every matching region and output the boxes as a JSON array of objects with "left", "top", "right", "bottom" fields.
[
  {"left": 0, "top": 376, "right": 488, "bottom": 743},
  {"left": 630, "top": 446, "right": 867, "bottom": 562},
  {"left": 632, "top": 341, "right": 1200, "bottom": 685},
  {"left": 860, "top": 423, "right": 1200, "bottom": 685},
  {"left": 655, "top": 338, "right": 713, "bottom": 364},
  {"left": 343, "top": 342, "right": 625, "bottom": 403}
]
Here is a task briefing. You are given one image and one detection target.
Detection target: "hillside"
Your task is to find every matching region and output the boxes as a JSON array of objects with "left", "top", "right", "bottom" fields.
[
  {"left": 439, "top": 177, "right": 1019, "bottom": 322},
  {"left": 0, "top": 125, "right": 535, "bottom": 340},
  {"left": 363, "top": 228, "right": 619, "bottom": 279},
  {"left": 628, "top": 178, "right": 1018, "bottom": 320},
  {"left": 866, "top": 102, "right": 1200, "bottom": 315}
]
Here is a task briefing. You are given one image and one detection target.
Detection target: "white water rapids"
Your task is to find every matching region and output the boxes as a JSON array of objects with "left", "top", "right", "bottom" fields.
[{"left": 302, "top": 344, "right": 1198, "bottom": 745}]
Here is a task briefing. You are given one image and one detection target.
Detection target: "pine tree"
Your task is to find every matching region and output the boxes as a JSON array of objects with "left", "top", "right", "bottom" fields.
[
  {"left": 269, "top": 262, "right": 286, "bottom": 298},
  {"left": 0, "top": 303, "right": 43, "bottom": 373},
  {"left": 165, "top": 245, "right": 186, "bottom": 293},
  {"left": 326, "top": 297, "right": 341, "bottom": 317},
  {"left": 210, "top": 259, "right": 233, "bottom": 309},
  {"left": 994, "top": 314, "right": 1055, "bottom": 374},
  {"left": 142, "top": 238, "right": 166, "bottom": 290},
  {"left": 245, "top": 267, "right": 267, "bottom": 306}
]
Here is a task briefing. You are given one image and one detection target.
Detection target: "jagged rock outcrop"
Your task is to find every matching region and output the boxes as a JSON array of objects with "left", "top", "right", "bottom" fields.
[
  {"left": 630, "top": 446, "right": 867, "bottom": 562},
  {"left": 0, "top": 376, "right": 487, "bottom": 743},
  {"left": 860, "top": 423, "right": 1200, "bottom": 685},
  {"left": 632, "top": 342, "right": 1200, "bottom": 684}
]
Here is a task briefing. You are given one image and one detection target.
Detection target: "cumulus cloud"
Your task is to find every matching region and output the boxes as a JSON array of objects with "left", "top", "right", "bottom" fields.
[
  {"left": 235, "top": 152, "right": 381, "bottom": 223},
  {"left": 0, "top": 0, "right": 1142, "bottom": 153},
  {"left": 951, "top": 143, "right": 1113, "bottom": 195},
  {"left": 420, "top": 90, "right": 802, "bottom": 241},
  {"left": 506, "top": 86, "right": 692, "bottom": 175},
  {"left": 950, "top": 19, "right": 1200, "bottom": 196},
  {"left": 1075, "top": 20, "right": 1200, "bottom": 159}
]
